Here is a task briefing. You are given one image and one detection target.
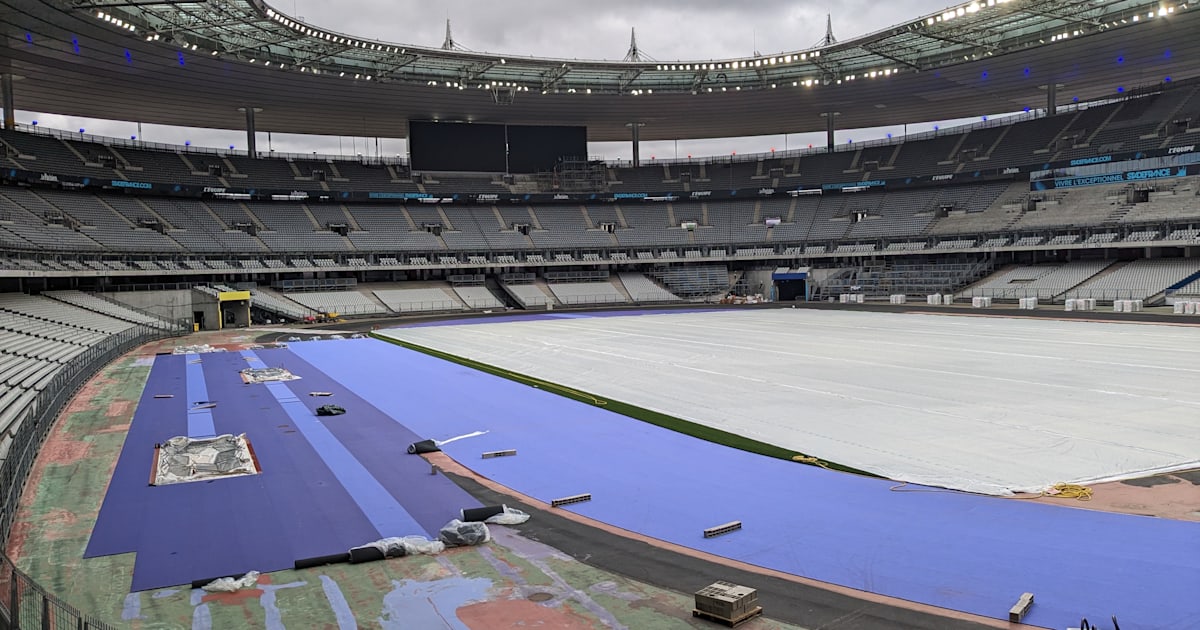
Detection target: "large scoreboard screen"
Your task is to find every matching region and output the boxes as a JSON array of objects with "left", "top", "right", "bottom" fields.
[
  {"left": 408, "top": 121, "right": 507, "bottom": 172},
  {"left": 507, "top": 125, "right": 588, "bottom": 173},
  {"left": 408, "top": 121, "right": 587, "bottom": 173}
]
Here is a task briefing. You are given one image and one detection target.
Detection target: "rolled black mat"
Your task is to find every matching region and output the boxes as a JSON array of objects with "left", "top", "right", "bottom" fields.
[
  {"left": 294, "top": 552, "right": 350, "bottom": 570},
  {"left": 461, "top": 505, "right": 506, "bottom": 522},
  {"left": 407, "top": 439, "right": 441, "bottom": 454},
  {"left": 348, "top": 546, "right": 386, "bottom": 564}
]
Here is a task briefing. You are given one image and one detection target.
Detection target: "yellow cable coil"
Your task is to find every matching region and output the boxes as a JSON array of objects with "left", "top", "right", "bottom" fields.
[
  {"left": 1042, "top": 483, "right": 1092, "bottom": 501},
  {"left": 791, "top": 454, "right": 830, "bottom": 469},
  {"left": 886, "top": 481, "right": 1092, "bottom": 501},
  {"left": 500, "top": 367, "right": 608, "bottom": 406}
]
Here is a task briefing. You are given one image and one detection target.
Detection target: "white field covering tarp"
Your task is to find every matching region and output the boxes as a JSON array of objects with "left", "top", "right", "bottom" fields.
[{"left": 383, "top": 310, "right": 1200, "bottom": 496}]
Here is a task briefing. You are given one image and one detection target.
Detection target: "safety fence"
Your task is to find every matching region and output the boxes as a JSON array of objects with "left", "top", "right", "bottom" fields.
[{"left": 1, "top": 322, "right": 181, "bottom": 630}]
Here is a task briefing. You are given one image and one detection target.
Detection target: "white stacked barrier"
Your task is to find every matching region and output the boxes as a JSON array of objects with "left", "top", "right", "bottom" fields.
[
  {"left": 1175, "top": 301, "right": 1200, "bottom": 315},
  {"left": 838, "top": 294, "right": 866, "bottom": 304},
  {"left": 839, "top": 294, "right": 850, "bottom": 304},
  {"left": 855, "top": 294, "right": 865, "bottom": 304},
  {"left": 1019, "top": 297, "right": 1038, "bottom": 310},
  {"left": 1064, "top": 298, "right": 1097, "bottom": 312},
  {"left": 971, "top": 297, "right": 993, "bottom": 308},
  {"left": 890, "top": 294, "right": 907, "bottom": 305},
  {"left": 927, "top": 294, "right": 941, "bottom": 305},
  {"left": 1113, "top": 299, "right": 1144, "bottom": 312},
  {"left": 942, "top": 294, "right": 954, "bottom": 305}
]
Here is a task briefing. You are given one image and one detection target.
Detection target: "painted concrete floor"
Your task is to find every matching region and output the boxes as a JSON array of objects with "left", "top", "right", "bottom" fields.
[
  {"left": 6, "top": 332, "right": 805, "bottom": 630},
  {"left": 9, "top": 323, "right": 1196, "bottom": 629}
]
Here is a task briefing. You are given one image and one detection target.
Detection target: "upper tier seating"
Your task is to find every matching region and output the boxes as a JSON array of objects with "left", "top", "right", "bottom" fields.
[{"left": 3, "top": 79, "right": 1199, "bottom": 197}]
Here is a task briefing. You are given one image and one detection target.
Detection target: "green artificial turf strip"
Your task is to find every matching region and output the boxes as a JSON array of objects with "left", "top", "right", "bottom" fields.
[{"left": 370, "top": 331, "right": 875, "bottom": 477}]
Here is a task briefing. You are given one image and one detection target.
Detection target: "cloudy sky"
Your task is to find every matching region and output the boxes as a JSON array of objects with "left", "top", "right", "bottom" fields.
[{"left": 18, "top": 0, "right": 1001, "bottom": 161}]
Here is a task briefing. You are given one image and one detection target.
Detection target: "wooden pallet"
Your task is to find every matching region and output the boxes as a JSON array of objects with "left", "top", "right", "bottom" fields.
[{"left": 692, "top": 606, "right": 763, "bottom": 628}]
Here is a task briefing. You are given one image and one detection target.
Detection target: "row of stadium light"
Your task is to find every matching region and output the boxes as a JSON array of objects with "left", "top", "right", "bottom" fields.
[
  {"left": 1049, "top": 4, "right": 1182, "bottom": 42},
  {"left": 265, "top": 8, "right": 406, "bottom": 55},
  {"left": 920, "top": 0, "right": 1013, "bottom": 26},
  {"left": 654, "top": 51, "right": 820, "bottom": 72},
  {"left": 93, "top": 11, "right": 136, "bottom": 33}
]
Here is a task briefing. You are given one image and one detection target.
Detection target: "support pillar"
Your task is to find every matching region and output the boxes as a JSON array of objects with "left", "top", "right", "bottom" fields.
[
  {"left": 822, "top": 111, "right": 840, "bottom": 152},
  {"left": 1046, "top": 83, "right": 1057, "bottom": 117},
  {"left": 240, "top": 107, "right": 261, "bottom": 158},
  {"left": 627, "top": 122, "right": 644, "bottom": 167},
  {"left": 2, "top": 74, "right": 15, "bottom": 130}
]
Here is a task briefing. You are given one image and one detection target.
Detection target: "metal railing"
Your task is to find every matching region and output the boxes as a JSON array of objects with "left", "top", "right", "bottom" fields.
[
  {"left": 1, "top": 321, "right": 181, "bottom": 630},
  {"left": 390, "top": 300, "right": 463, "bottom": 313},
  {"left": 7, "top": 123, "right": 408, "bottom": 167},
  {"left": 553, "top": 294, "right": 629, "bottom": 306}
]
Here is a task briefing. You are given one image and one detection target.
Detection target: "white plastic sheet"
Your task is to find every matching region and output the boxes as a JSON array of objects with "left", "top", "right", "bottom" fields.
[
  {"left": 485, "top": 506, "right": 531, "bottom": 525},
  {"left": 202, "top": 571, "right": 260, "bottom": 593},
  {"left": 384, "top": 310, "right": 1200, "bottom": 496},
  {"left": 353, "top": 536, "right": 445, "bottom": 557}
]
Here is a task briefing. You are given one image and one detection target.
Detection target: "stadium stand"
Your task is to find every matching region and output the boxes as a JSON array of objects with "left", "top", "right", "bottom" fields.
[
  {"left": 545, "top": 281, "right": 627, "bottom": 306},
  {"left": 373, "top": 287, "right": 463, "bottom": 313},
  {"left": 249, "top": 288, "right": 317, "bottom": 321},
  {"left": 43, "top": 291, "right": 177, "bottom": 330},
  {"left": 649, "top": 265, "right": 730, "bottom": 299},
  {"left": 0, "top": 293, "right": 174, "bottom": 462},
  {"left": 284, "top": 291, "right": 388, "bottom": 316},
  {"left": 497, "top": 274, "right": 556, "bottom": 308},
  {"left": 960, "top": 260, "right": 1115, "bottom": 299},
  {"left": 453, "top": 286, "right": 505, "bottom": 309},
  {"left": 1065, "top": 258, "right": 1200, "bottom": 300},
  {"left": 821, "top": 258, "right": 994, "bottom": 298},
  {"left": 0, "top": 83, "right": 1197, "bottom": 319},
  {"left": 619, "top": 273, "right": 682, "bottom": 303}
]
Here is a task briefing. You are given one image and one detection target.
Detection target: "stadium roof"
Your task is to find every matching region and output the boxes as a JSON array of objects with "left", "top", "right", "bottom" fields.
[{"left": 2, "top": 0, "right": 1198, "bottom": 141}]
